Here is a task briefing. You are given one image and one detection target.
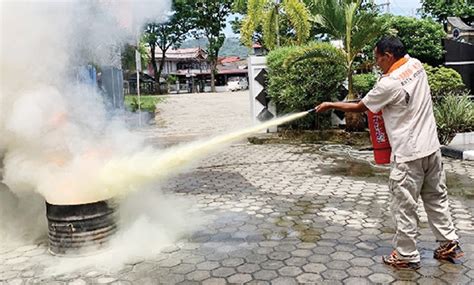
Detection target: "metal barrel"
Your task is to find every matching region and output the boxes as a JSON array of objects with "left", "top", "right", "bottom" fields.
[{"left": 46, "top": 200, "right": 117, "bottom": 255}]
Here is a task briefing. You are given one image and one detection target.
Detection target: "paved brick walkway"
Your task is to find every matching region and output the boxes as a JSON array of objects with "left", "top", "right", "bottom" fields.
[{"left": 1, "top": 91, "right": 473, "bottom": 284}]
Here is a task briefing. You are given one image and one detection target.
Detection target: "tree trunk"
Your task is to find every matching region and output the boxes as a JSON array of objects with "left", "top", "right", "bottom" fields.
[
  {"left": 347, "top": 69, "right": 355, "bottom": 100},
  {"left": 344, "top": 61, "right": 365, "bottom": 132},
  {"left": 210, "top": 59, "right": 217, "bottom": 92},
  {"left": 156, "top": 50, "right": 167, "bottom": 95},
  {"left": 150, "top": 44, "right": 161, "bottom": 94}
]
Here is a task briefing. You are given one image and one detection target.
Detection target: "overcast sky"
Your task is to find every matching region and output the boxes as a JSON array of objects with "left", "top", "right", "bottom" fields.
[
  {"left": 224, "top": 0, "right": 423, "bottom": 37},
  {"left": 383, "top": 0, "right": 422, "bottom": 16}
]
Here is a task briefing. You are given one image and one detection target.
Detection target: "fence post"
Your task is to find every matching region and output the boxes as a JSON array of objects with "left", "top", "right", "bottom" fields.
[{"left": 248, "top": 56, "right": 277, "bottom": 132}]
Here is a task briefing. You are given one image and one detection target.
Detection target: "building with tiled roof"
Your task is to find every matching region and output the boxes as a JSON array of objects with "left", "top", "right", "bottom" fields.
[{"left": 146, "top": 47, "right": 248, "bottom": 93}]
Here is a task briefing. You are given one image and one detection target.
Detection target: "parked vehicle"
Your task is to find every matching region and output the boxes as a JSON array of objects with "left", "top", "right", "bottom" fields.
[{"left": 227, "top": 77, "right": 248, "bottom": 91}]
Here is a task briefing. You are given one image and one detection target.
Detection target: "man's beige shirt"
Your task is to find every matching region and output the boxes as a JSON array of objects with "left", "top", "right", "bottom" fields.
[{"left": 362, "top": 56, "right": 440, "bottom": 163}]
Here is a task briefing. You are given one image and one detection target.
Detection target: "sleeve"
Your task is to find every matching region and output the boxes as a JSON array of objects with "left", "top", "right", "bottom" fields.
[{"left": 361, "top": 78, "right": 394, "bottom": 113}]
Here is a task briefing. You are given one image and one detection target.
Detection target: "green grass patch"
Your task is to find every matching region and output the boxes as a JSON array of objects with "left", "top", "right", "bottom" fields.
[{"left": 124, "top": 95, "right": 165, "bottom": 113}]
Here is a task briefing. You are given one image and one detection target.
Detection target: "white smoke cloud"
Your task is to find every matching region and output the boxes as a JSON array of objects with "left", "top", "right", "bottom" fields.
[
  {"left": 0, "top": 0, "right": 170, "bottom": 203},
  {"left": 0, "top": 0, "right": 213, "bottom": 267}
]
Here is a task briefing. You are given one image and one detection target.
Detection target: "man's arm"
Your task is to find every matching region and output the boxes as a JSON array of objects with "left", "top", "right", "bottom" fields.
[{"left": 315, "top": 100, "right": 368, "bottom": 113}]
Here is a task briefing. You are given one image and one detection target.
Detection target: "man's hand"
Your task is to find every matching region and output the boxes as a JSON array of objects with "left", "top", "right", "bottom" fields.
[{"left": 315, "top": 102, "right": 333, "bottom": 113}]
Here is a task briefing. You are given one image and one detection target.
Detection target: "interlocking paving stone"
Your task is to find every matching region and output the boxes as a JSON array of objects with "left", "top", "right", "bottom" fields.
[
  {"left": 157, "top": 257, "right": 181, "bottom": 268},
  {"left": 344, "top": 277, "right": 371, "bottom": 284},
  {"left": 296, "top": 273, "right": 322, "bottom": 283},
  {"left": 284, "top": 257, "right": 307, "bottom": 267},
  {"left": 291, "top": 249, "right": 312, "bottom": 257},
  {"left": 196, "top": 261, "right": 220, "bottom": 271},
  {"left": 326, "top": 260, "right": 351, "bottom": 270},
  {"left": 302, "top": 263, "right": 327, "bottom": 274},
  {"left": 312, "top": 246, "right": 335, "bottom": 255},
  {"left": 392, "top": 281, "right": 418, "bottom": 285},
  {"left": 253, "top": 269, "right": 278, "bottom": 281},
  {"left": 227, "top": 273, "right": 252, "bottom": 283},
  {"left": 350, "top": 257, "right": 375, "bottom": 267},
  {"left": 1, "top": 92, "right": 473, "bottom": 284},
  {"left": 202, "top": 278, "right": 227, "bottom": 285},
  {"left": 157, "top": 273, "right": 185, "bottom": 284},
  {"left": 256, "top": 260, "right": 282, "bottom": 271},
  {"left": 307, "top": 254, "right": 332, "bottom": 263},
  {"left": 330, "top": 251, "right": 354, "bottom": 260},
  {"left": 271, "top": 277, "right": 298, "bottom": 285},
  {"left": 267, "top": 252, "right": 290, "bottom": 261},
  {"left": 322, "top": 269, "right": 348, "bottom": 280},
  {"left": 171, "top": 264, "right": 196, "bottom": 275},
  {"left": 278, "top": 266, "right": 302, "bottom": 277},
  {"left": 211, "top": 267, "right": 236, "bottom": 278},
  {"left": 237, "top": 264, "right": 260, "bottom": 274},
  {"left": 440, "top": 273, "right": 472, "bottom": 284},
  {"left": 347, "top": 266, "right": 372, "bottom": 277},
  {"left": 368, "top": 273, "right": 395, "bottom": 283},
  {"left": 247, "top": 281, "right": 270, "bottom": 285},
  {"left": 186, "top": 270, "right": 210, "bottom": 282}
]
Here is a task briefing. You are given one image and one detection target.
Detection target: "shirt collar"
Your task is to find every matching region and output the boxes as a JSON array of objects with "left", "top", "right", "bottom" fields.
[{"left": 385, "top": 56, "right": 409, "bottom": 75}]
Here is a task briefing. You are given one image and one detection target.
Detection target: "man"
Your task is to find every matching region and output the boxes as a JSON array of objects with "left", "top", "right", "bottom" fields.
[{"left": 315, "top": 36, "right": 463, "bottom": 269}]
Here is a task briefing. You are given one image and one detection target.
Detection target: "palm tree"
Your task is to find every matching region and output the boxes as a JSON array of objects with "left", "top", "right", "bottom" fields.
[
  {"left": 240, "top": 0, "right": 312, "bottom": 51},
  {"left": 303, "top": 0, "right": 384, "bottom": 99},
  {"left": 287, "top": 0, "right": 384, "bottom": 131}
]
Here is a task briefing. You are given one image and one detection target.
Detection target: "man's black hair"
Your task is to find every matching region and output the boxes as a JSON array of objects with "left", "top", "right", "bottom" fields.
[{"left": 375, "top": 36, "right": 407, "bottom": 59}]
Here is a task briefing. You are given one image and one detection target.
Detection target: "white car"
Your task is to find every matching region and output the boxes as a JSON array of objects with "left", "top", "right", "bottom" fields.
[{"left": 227, "top": 77, "right": 249, "bottom": 91}]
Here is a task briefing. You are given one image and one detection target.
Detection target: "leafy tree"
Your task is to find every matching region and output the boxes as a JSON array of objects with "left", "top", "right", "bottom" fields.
[
  {"left": 240, "top": 0, "right": 311, "bottom": 51},
  {"left": 381, "top": 15, "right": 446, "bottom": 66},
  {"left": 233, "top": 0, "right": 247, "bottom": 13},
  {"left": 121, "top": 42, "right": 149, "bottom": 72},
  {"left": 420, "top": 0, "right": 474, "bottom": 24},
  {"left": 302, "top": 0, "right": 385, "bottom": 100},
  {"left": 142, "top": 0, "right": 196, "bottom": 93},
  {"left": 194, "top": 0, "right": 233, "bottom": 92}
]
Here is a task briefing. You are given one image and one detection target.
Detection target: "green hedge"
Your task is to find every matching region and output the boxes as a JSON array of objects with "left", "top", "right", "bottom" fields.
[
  {"left": 423, "top": 64, "right": 466, "bottom": 98},
  {"left": 353, "top": 73, "right": 377, "bottom": 97},
  {"left": 352, "top": 64, "right": 465, "bottom": 100},
  {"left": 267, "top": 42, "right": 346, "bottom": 129}
]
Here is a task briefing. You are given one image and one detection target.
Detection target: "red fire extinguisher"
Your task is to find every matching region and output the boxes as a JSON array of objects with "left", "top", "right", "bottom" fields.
[{"left": 367, "top": 111, "right": 391, "bottom": 164}]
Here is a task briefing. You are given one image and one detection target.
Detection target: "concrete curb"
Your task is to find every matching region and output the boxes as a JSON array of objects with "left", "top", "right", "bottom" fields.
[
  {"left": 441, "top": 132, "right": 474, "bottom": 160},
  {"left": 441, "top": 145, "right": 474, "bottom": 160}
]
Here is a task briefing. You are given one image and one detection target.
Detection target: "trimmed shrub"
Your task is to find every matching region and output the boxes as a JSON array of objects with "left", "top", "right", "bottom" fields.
[
  {"left": 125, "top": 95, "right": 161, "bottom": 113},
  {"left": 353, "top": 73, "right": 377, "bottom": 97},
  {"left": 267, "top": 42, "right": 346, "bottom": 129},
  {"left": 423, "top": 64, "right": 466, "bottom": 99},
  {"left": 434, "top": 92, "right": 474, "bottom": 145}
]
